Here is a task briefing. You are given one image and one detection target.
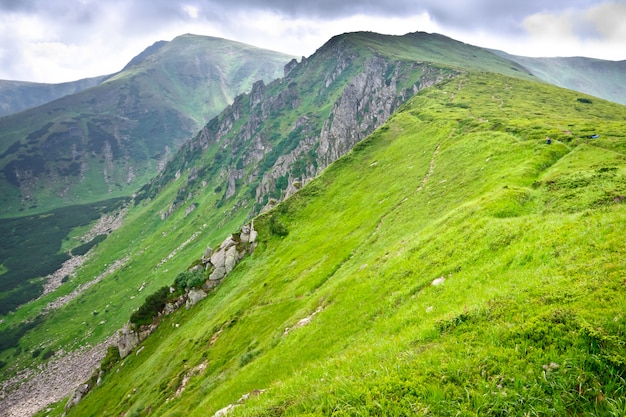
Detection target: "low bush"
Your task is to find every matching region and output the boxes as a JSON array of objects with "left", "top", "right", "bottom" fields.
[{"left": 130, "top": 286, "right": 171, "bottom": 327}]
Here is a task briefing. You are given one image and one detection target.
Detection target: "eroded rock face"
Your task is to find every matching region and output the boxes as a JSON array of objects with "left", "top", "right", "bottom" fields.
[{"left": 161, "top": 47, "right": 454, "bottom": 221}]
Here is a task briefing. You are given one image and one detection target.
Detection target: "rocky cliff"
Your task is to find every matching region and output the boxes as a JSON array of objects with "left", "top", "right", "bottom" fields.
[{"left": 150, "top": 42, "right": 456, "bottom": 219}]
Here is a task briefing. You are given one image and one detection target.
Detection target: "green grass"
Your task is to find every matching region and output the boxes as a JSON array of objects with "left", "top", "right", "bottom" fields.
[{"left": 56, "top": 72, "right": 626, "bottom": 417}]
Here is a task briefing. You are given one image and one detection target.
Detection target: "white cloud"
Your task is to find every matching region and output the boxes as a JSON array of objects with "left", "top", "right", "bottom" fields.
[
  {"left": 213, "top": 10, "right": 439, "bottom": 58},
  {"left": 585, "top": 1, "right": 626, "bottom": 40},
  {"left": 1, "top": 1, "right": 625, "bottom": 83},
  {"left": 183, "top": 4, "right": 200, "bottom": 19}
]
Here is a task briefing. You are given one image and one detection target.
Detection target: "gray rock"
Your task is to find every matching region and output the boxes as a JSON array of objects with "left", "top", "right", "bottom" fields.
[
  {"left": 210, "top": 249, "right": 226, "bottom": 268},
  {"left": 220, "top": 235, "right": 237, "bottom": 250},
  {"left": 117, "top": 323, "right": 140, "bottom": 359},
  {"left": 249, "top": 225, "right": 258, "bottom": 243},
  {"left": 209, "top": 266, "right": 226, "bottom": 281},
  {"left": 186, "top": 289, "right": 207, "bottom": 308},
  {"left": 224, "top": 246, "right": 238, "bottom": 274}
]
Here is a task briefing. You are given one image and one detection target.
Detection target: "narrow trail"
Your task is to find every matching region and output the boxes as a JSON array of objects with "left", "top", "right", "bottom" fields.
[
  {"left": 375, "top": 134, "right": 446, "bottom": 232},
  {"left": 416, "top": 143, "right": 441, "bottom": 193}
]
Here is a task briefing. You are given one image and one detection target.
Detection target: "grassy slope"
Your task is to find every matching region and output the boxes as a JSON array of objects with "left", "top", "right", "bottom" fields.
[
  {"left": 64, "top": 73, "right": 626, "bottom": 416},
  {"left": 0, "top": 35, "right": 294, "bottom": 317}
]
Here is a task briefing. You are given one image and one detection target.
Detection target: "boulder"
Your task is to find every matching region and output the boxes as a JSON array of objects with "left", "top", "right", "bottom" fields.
[
  {"left": 220, "top": 235, "right": 237, "bottom": 250},
  {"left": 240, "top": 225, "right": 251, "bottom": 243},
  {"left": 209, "top": 266, "right": 226, "bottom": 281},
  {"left": 224, "top": 246, "right": 239, "bottom": 273},
  {"left": 249, "top": 225, "right": 258, "bottom": 244},
  {"left": 186, "top": 289, "right": 207, "bottom": 308},
  {"left": 210, "top": 249, "right": 226, "bottom": 268},
  {"left": 117, "top": 323, "right": 140, "bottom": 358}
]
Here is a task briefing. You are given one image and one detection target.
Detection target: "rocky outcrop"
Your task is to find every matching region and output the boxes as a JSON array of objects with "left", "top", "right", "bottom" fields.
[
  {"left": 116, "top": 221, "right": 258, "bottom": 359},
  {"left": 61, "top": 222, "right": 258, "bottom": 414},
  {"left": 154, "top": 39, "right": 457, "bottom": 224}
]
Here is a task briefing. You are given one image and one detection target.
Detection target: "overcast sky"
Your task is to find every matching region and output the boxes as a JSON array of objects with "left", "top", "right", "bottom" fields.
[{"left": 1, "top": 0, "right": 625, "bottom": 83}]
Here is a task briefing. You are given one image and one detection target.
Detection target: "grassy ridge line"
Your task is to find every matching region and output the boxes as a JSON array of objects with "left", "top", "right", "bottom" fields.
[{"left": 63, "top": 73, "right": 626, "bottom": 416}]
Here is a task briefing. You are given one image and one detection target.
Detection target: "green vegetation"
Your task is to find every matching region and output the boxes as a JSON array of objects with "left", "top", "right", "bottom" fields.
[
  {"left": 58, "top": 73, "right": 626, "bottom": 416},
  {"left": 0, "top": 198, "right": 125, "bottom": 315},
  {"left": 129, "top": 286, "right": 172, "bottom": 327},
  {"left": 0, "top": 34, "right": 294, "bottom": 217},
  {"left": 497, "top": 52, "right": 626, "bottom": 106}
]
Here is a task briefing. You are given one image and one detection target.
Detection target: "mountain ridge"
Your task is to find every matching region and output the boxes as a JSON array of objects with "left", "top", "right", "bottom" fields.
[
  {"left": 62, "top": 70, "right": 626, "bottom": 417},
  {"left": 1, "top": 30, "right": 625, "bottom": 417},
  {"left": 491, "top": 50, "right": 626, "bottom": 105},
  {"left": 0, "top": 75, "right": 108, "bottom": 117}
]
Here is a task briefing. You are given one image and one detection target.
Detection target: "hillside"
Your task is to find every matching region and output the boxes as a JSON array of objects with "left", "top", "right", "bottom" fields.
[
  {"left": 0, "top": 76, "right": 107, "bottom": 117},
  {"left": 1, "top": 31, "right": 625, "bottom": 416},
  {"left": 0, "top": 30, "right": 532, "bottom": 371},
  {"left": 493, "top": 51, "right": 626, "bottom": 106},
  {"left": 57, "top": 72, "right": 626, "bottom": 416},
  {"left": 0, "top": 34, "right": 294, "bottom": 216},
  {"left": 137, "top": 31, "right": 534, "bottom": 219}
]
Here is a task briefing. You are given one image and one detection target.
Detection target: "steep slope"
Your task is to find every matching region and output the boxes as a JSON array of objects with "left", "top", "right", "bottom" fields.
[
  {"left": 138, "top": 31, "right": 533, "bottom": 221},
  {"left": 0, "top": 76, "right": 107, "bottom": 117},
  {"left": 493, "top": 51, "right": 626, "bottom": 105},
  {"left": 60, "top": 73, "right": 626, "bottom": 416},
  {"left": 0, "top": 34, "right": 294, "bottom": 216},
  {"left": 1, "top": 31, "right": 537, "bottom": 415}
]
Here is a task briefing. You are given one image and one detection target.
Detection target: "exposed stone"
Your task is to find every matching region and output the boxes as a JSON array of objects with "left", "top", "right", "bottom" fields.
[
  {"left": 117, "top": 323, "right": 140, "bottom": 359},
  {"left": 220, "top": 234, "right": 237, "bottom": 250},
  {"left": 210, "top": 249, "right": 226, "bottom": 269},
  {"left": 209, "top": 266, "right": 227, "bottom": 281},
  {"left": 284, "top": 58, "right": 298, "bottom": 77},
  {"left": 431, "top": 276, "right": 445, "bottom": 286},
  {"left": 184, "top": 203, "right": 196, "bottom": 217},
  {"left": 202, "top": 280, "right": 220, "bottom": 292},
  {"left": 249, "top": 224, "right": 258, "bottom": 243},
  {"left": 224, "top": 246, "right": 239, "bottom": 274},
  {"left": 65, "top": 383, "right": 90, "bottom": 411},
  {"left": 186, "top": 289, "right": 208, "bottom": 308}
]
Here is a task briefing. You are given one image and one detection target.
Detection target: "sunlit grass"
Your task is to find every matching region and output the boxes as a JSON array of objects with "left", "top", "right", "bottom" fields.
[{"left": 57, "top": 72, "right": 626, "bottom": 417}]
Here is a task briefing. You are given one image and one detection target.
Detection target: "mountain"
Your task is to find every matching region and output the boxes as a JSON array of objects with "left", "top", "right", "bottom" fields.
[
  {"left": 62, "top": 69, "right": 626, "bottom": 417},
  {"left": 136, "top": 31, "right": 534, "bottom": 218},
  {"left": 492, "top": 51, "right": 626, "bottom": 106},
  {"left": 0, "top": 34, "right": 295, "bottom": 216},
  {"left": 1, "top": 31, "right": 625, "bottom": 416},
  {"left": 0, "top": 76, "right": 107, "bottom": 117}
]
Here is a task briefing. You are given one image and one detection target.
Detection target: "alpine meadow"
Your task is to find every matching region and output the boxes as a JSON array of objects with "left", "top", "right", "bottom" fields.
[{"left": 0, "top": 31, "right": 625, "bottom": 417}]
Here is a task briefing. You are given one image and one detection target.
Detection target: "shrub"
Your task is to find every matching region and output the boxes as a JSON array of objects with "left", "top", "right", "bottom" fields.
[
  {"left": 174, "top": 269, "right": 205, "bottom": 290},
  {"left": 130, "top": 286, "right": 171, "bottom": 327},
  {"left": 100, "top": 345, "right": 121, "bottom": 373},
  {"left": 269, "top": 214, "right": 289, "bottom": 237}
]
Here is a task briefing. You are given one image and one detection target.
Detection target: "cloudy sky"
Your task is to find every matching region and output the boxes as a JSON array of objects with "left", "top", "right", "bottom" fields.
[{"left": 1, "top": 0, "right": 625, "bottom": 83}]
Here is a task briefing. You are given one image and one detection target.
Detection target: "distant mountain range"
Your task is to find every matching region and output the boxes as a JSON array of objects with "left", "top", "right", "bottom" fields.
[
  {"left": 0, "top": 34, "right": 295, "bottom": 216},
  {"left": 493, "top": 50, "right": 626, "bottom": 106},
  {"left": 0, "top": 76, "right": 107, "bottom": 117}
]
